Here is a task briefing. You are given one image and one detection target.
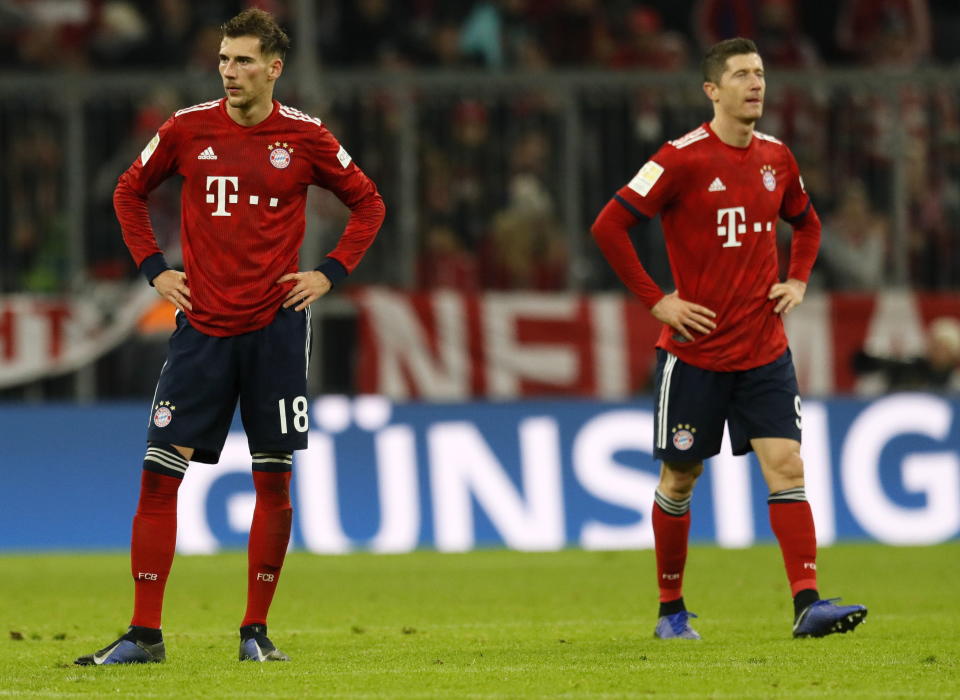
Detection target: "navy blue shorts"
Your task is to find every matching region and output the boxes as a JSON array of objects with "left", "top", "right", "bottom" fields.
[
  {"left": 652, "top": 348, "right": 802, "bottom": 462},
  {"left": 146, "top": 306, "right": 311, "bottom": 463}
]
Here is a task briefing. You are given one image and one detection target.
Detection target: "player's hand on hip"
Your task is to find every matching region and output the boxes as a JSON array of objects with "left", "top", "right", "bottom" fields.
[
  {"left": 277, "top": 270, "right": 332, "bottom": 311},
  {"left": 768, "top": 278, "right": 806, "bottom": 316},
  {"left": 651, "top": 291, "right": 717, "bottom": 342},
  {"left": 153, "top": 269, "right": 192, "bottom": 312}
]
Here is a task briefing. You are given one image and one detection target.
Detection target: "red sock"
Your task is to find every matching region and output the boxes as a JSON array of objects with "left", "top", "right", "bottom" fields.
[
  {"left": 241, "top": 471, "right": 293, "bottom": 627},
  {"left": 769, "top": 500, "right": 818, "bottom": 596},
  {"left": 130, "top": 471, "right": 182, "bottom": 629},
  {"left": 653, "top": 502, "right": 691, "bottom": 603}
]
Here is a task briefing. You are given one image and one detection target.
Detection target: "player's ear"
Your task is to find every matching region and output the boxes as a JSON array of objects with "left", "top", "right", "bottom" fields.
[
  {"left": 703, "top": 81, "right": 718, "bottom": 102},
  {"left": 268, "top": 57, "right": 283, "bottom": 81}
]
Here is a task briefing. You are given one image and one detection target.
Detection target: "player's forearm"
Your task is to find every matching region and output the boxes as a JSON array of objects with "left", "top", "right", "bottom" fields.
[
  {"left": 325, "top": 190, "right": 386, "bottom": 275},
  {"left": 591, "top": 198, "right": 664, "bottom": 308},
  {"left": 787, "top": 205, "right": 821, "bottom": 283},
  {"left": 114, "top": 175, "right": 169, "bottom": 282}
]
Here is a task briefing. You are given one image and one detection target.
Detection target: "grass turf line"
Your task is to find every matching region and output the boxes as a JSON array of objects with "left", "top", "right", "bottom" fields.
[{"left": 1, "top": 543, "right": 957, "bottom": 698}]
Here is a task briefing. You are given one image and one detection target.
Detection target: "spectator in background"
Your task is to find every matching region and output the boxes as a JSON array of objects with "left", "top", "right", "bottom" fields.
[
  {"left": 419, "top": 152, "right": 458, "bottom": 231},
  {"left": 89, "top": 1, "right": 149, "bottom": 66},
  {"left": 906, "top": 106, "right": 960, "bottom": 289},
  {"left": 459, "top": 0, "right": 550, "bottom": 70},
  {"left": 430, "top": 16, "right": 467, "bottom": 66},
  {"left": 443, "top": 99, "right": 500, "bottom": 246},
  {"left": 11, "top": 0, "right": 99, "bottom": 69},
  {"left": 836, "top": 0, "right": 931, "bottom": 67},
  {"left": 814, "top": 179, "right": 889, "bottom": 290},
  {"left": 535, "top": 0, "right": 607, "bottom": 67},
  {"left": 754, "top": 0, "right": 820, "bottom": 68},
  {"left": 5, "top": 117, "right": 67, "bottom": 292},
  {"left": 694, "top": 0, "right": 760, "bottom": 48},
  {"left": 185, "top": 24, "right": 227, "bottom": 73},
  {"left": 334, "top": 0, "right": 408, "bottom": 66},
  {"left": 693, "top": 0, "right": 820, "bottom": 68},
  {"left": 853, "top": 316, "right": 960, "bottom": 392},
  {"left": 147, "top": 0, "right": 199, "bottom": 60},
  {"left": 605, "top": 6, "right": 691, "bottom": 71},
  {"left": 415, "top": 221, "right": 479, "bottom": 291},
  {"left": 480, "top": 173, "right": 568, "bottom": 290}
]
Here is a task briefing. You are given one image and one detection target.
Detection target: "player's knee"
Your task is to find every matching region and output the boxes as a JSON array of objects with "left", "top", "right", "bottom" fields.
[
  {"left": 769, "top": 449, "right": 804, "bottom": 484},
  {"left": 660, "top": 461, "right": 703, "bottom": 497}
]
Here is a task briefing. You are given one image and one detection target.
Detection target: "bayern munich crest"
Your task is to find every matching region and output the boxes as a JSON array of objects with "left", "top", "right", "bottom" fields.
[
  {"left": 268, "top": 141, "right": 294, "bottom": 169},
  {"left": 761, "top": 164, "right": 777, "bottom": 192},
  {"left": 153, "top": 400, "right": 175, "bottom": 428},
  {"left": 671, "top": 424, "right": 696, "bottom": 451}
]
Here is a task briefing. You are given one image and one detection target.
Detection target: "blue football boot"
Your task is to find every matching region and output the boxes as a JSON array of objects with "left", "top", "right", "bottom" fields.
[
  {"left": 793, "top": 598, "right": 867, "bottom": 638},
  {"left": 239, "top": 624, "right": 290, "bottom": 662},
  {"left": 74, "top": 628, "right": 165, "bottom": 665},
  {"left": 654, "top": 610, "right": 701, "bottom": 639}
]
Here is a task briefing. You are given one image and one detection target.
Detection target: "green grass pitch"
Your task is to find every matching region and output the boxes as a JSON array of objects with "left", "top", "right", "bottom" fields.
[{"left": 1, "top": 543, "right": 957, "bottom": 698}]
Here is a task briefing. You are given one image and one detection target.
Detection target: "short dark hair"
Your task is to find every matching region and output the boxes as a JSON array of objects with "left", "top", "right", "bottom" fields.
[
  {"left": 702, "top": 37, "right": 759, "bottom": 83},
  {"left": 221, "top": 8, "right": 290, "bottom": 60}
]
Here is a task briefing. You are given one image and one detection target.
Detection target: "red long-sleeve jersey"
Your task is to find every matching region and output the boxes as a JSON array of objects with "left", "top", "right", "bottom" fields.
[
  {"left": 115, "top": 98, "right": 385, "bottom": 336},
  {"left": 592, "top": 122, "right": 820, "bottom": 371}
]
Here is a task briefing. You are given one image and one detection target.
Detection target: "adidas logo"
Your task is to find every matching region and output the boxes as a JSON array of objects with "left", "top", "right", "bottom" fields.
[
  {"left": 708, "top": 177, "right": 726, "bottom": 192},
  {"left": 197, "top": 146, "right": 217, "bottom": 160}
]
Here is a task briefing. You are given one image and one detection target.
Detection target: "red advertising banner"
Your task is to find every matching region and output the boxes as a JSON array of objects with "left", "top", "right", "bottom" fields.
[{"left": 353, "top": 288, "right": 960, "bottom": 398}]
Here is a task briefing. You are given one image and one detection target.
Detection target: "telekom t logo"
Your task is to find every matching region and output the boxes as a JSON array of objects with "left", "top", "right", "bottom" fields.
[
  {"left": 207, "top": 176, "right": 238, "bottom": 217},
  {"left": 716, "top": 207, "right": 774, "bottom": 248},
  {"left": 716, "top": 206, "right": 746, "bottom": 248},
  {"left": 205, "top": 176, "right": 280, "bottom": 216}
]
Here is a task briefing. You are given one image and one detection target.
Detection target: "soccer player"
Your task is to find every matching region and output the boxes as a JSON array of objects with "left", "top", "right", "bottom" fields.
[
  {"left": 75, "top": 9, "right": 385, "bottom": 664},
  {"left": 590, "top": 37, "right": 866, "bottom": 639}
]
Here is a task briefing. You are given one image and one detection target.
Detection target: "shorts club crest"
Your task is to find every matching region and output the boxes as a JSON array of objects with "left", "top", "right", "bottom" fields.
[
  {"left": 152, "top": 401, "right": 175, "bottom": 428},
  {"left": 672, "top": 427, "right": 695, "bottom": 451}
]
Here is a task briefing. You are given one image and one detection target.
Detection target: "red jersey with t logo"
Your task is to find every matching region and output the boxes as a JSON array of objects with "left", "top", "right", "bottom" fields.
[
  {"left": 615, "top": 122, "right": 816, "bottom": 371},
  {"left": 115, "top": 98, "right": 384, "bottom": 336}
]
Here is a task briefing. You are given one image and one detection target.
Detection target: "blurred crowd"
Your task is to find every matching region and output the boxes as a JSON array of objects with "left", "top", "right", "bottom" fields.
[
  {"left": 2, "top": 0, "right": 960, "bottom": 296},
  {"left": 2, "top": 0, "right": 960, "bottom": 71}
]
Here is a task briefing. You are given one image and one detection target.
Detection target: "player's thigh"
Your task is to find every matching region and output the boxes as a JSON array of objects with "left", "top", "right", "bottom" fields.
[
  {"left": 727, "top": 348, "right": 802, "bottom": 455},
  {"left": 653, "top": 349, "right": 731, "bottom": 462},
  {"left": 239, "top": 306, "right": 311, "bottom": 453},
  {"left": 147, "top": 312, "right": 240, "bottom": 463}
]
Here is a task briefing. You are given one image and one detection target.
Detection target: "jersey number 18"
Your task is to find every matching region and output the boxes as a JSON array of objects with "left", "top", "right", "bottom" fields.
[{"left": 278, "top": 396, "right": 309, "bottom": 434}]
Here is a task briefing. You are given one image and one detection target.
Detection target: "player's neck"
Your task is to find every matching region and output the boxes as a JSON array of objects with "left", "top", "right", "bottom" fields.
[
  {"left": 226, "top": 97, "right": 275, "bottom": 127},
  {"left": 709, "top": 116, "right": 755, "bottom": 148}
]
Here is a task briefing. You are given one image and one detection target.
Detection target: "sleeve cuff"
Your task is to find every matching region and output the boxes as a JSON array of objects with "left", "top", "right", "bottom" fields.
[
  {"left": 140, "top": 253, "right": 171, "bottom": 285},
  {"left": 315, "top": 257, "right": 348, "bottom": 287}
]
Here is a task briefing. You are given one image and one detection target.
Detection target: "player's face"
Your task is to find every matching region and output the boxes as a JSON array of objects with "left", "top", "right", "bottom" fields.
[
  {"left": 711, "top": 53, "right": 765, "bottom": 123},
  {"left": 218, "top": 36, "right": 282, "bottom": 111}
]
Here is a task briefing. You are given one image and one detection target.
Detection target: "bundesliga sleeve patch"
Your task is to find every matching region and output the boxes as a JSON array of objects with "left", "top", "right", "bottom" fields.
[
  {"left": 336, "top": 145, "right": 352, "bottom": 168},
  {"left": 140, "top": 133, "right": 160, "bottom": 166},
  {"left": 627, "top": 160, "right": 664, "bottom": 197}
]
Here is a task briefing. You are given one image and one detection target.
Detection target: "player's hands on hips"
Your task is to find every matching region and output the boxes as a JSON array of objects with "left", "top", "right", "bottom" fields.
[
  {"left": 768, "top": 278, "right": 806, "bottom": 316},
  {"left": 277, "top": 270, "right": 332, "bottom": 311},
  {"left": 651, "top": 291, "right": 717, "bottom": 342},
  {"left": 153, "top": 269, "right": 192, "bottom": 312}
]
